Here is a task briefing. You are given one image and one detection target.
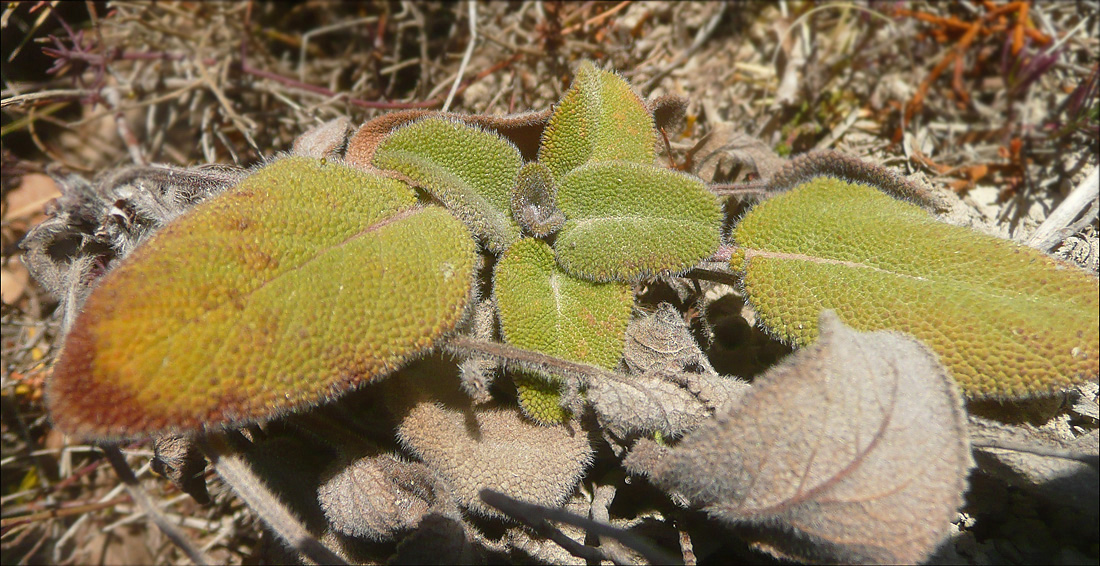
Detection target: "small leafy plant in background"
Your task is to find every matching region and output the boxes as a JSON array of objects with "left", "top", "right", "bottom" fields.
[{"left": 21, "top": 60, "right": 1099, "bottom": 564}]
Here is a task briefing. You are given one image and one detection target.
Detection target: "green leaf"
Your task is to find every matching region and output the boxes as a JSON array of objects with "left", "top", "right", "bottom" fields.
[
  {"left": 494, "top": 238, "right": 634, "bottom": 423},
  {"left": 731, "top": 176, "right": 1099, "bottom": 399},
  {"left": 538, "top": 60, "right": 656, "bottom": 182},
  {"left": 372, "top": 117, "right": 523, "bottom": 252},
  {"left": 49, "top": 157, "right": 477, "bottom": 439},
  {"left": 555, "top": 161, "right": 722, "bottom": 283}
]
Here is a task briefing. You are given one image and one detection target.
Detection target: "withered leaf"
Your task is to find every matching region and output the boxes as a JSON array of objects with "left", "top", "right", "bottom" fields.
[
  {"left": 589, "top": 371, "right": 749, "bottom": 439},
  {"left": 385, "top": 356, "right": 593, "bottom": 519},
  {"left": 317, "top": 453, "right": 442, "bottom": 541},
  {"left": 632, "top": 311, "right": 971, "bottom": 564},
  {"left": 622, "top": 302, "right": 715, "bottom": 375}
]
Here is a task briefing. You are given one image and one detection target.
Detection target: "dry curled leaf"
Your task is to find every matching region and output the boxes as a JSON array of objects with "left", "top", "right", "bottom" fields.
[
  {"left": 588, "top": 370, "right": 748, "bottom": 438},
  {"left": 622, "top": 302, "right": 715, "bottom": 375},
  {"left": 386, "top": 357, "right": 593, "bottom": 519},
  {"left": 627, "top": 311, "right": 971, "bottom": 564},
  {"left": 317, "top": 453, "right": 442, "bottom": 542}
]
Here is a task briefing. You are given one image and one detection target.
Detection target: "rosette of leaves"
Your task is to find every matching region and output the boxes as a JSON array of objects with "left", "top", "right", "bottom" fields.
[
  {"left": 366, "top": 62, "right": 722, "bottom": 422},
  {"left": 370, "top": 60, "right": 722, "bottom": 285},
  {"left": 730, "top": 173, "right": 1100, "bottom": 399},
  {"left": 538, "top": 61, "right": 723, "bottom": 283},
  {"left": 47, "top": 157, "right": 477, "bottom": 440}
]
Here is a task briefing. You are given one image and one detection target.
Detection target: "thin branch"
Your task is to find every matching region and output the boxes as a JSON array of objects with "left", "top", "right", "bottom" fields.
[
  {"left": 971, "top": 440, "right": 1099, "bottom": 464},
  {"left": 1026, "top": 167, "right": 1099, "bottom": 251},
  {"left": 442, "top": 1, "right": 478, "bottom": 113},
  {"left": 444, "top": 335, "right": 624, "bottom": 388},
  {"left": 480, "top": 489, "right": 679, "bottom": 566},
  {"left": 101, "top": 445, "right": 209, "bottom": 565},
  {"left": 198, "top": 434, "right": 348, "bottom": 566}
]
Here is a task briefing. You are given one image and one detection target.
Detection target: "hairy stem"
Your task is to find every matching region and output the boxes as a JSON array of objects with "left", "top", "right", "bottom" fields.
[
  {"left": 444, "top": 335, "right": 626, "bottom": 388},
  {"left": 198, "top": 434, "right": 348, "bottom": 566}
]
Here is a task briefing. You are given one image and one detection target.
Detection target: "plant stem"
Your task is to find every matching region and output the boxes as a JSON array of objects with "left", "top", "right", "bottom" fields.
[{"left": 198, "top": 434, "right": 348, "bottom": 566}]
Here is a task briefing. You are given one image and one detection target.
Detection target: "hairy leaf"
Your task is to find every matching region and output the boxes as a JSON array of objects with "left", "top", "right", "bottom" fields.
[
  {"left": 731, "top": 176, "right": 1100, "bottom": 399},
  {"left": 317, "top": 454, "right": 440, "bottom": 541},
  {"left": 589, "top": 370, "right": 749, "bottom": 438},
  {"left": 372, "top": 117, "right": 523, "bottom": 252},
  {"left": 630, "top": 311, "right": 971, "bottom": 564},
  {"left": 623, "top": 302, "right": 714, "bottom": 375},
  {"left": 495, "top": 238, "right": 633, "bottom": 422},
  {"left": 539, "top": 60, "right": 656, "bottom": 181},
  {"left": 555, "top": 161, "right": 722, "bottom": 282},
  {"left": 386, "top": 356, "right": 594, "bottom": 519},
  {"left": 495, "top": 238, "right": 633, "bottom": 367},
  {"left": 49, "top": 157, "right": 476, "bottom": 439},
  {"left": 397, "top": 402, "right": 593, "bottom": 518}
]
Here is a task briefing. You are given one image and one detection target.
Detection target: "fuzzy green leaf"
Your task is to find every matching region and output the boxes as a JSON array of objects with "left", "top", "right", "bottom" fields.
[
  {"left": 538, "top": 61, "right": 656, "bottom": 182},
  {"left": 49, "top": 157, "right": 477, "bottom": 439},
  {"left": 555, "top": 161, "right": 722, "bottom": 283},
  {"left": 372, "top": 117, "right": 523, "bottom": 252},
  {"left": 731, "top": 176, "right": 1100, "bottom": 399},
  {"left": 495, "top": 238, "right": 633, "bottom": 423}
]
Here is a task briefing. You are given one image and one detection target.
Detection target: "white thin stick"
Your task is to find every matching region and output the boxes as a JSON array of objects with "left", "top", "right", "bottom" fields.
[
  {"left": 1027, "top": 167, "right": 1099, "bottom": 251},
  {"left": 442, "top": 0, "right": 478, "bottom": 113}
]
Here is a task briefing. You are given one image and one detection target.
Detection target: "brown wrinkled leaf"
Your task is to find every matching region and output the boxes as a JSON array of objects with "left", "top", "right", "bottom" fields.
[
  {"left": 623, "top": 302, "right": 715, "bottom": 375},
  {"left": 589, "top": 371, "right": 749, "bottom": 438},
  {"left": 629, "top": 311, "right": 971, "bottom": 564},
  {"left": 386, "top": 357, "right": 593, "bottom": 519},
  {"left": 689, "top": 102, "right": 785, "bottom": 183},
  {"left": 317, "top": 453, "right": 442, "bottom": 541},
  {"left": 151, "top": 435, "right": 210, "bottom": 505}
]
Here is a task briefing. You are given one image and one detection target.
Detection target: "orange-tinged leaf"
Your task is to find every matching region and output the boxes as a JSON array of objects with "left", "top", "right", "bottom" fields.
[{"left": 49, "top": 157, "right": 476, "bottom": 440}]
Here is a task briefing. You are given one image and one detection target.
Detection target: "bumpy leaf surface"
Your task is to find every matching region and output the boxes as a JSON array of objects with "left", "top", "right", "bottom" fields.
[
  {"left": 732, "top": 176, "right": 1099, "bottom": 399},
  {"left": 387, "top": 356, "right": 593, "bottom": 518},
  {"left": 632, "top": 312, "right": 971, "bottom": 564},
  {"left": 538, "top": 60, "right": 656, "bottom": 181},
  {"left": 496, "top": 238, "right": 633, "bottom": 367},
  {"left": 495, "top": 238, "right": 633, "bottom": 422},
  {"left": 555, "top": 161, "right": 722, "bottom": 282},
  {"left": 49, "top": 157, "right": 476, "bottom": 439},
  {"left": 372, "top": 117, "right": 523, "bottom": 252}
]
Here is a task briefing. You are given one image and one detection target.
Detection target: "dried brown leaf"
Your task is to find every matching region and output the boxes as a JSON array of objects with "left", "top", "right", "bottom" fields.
[
  {"left": 387, "top": 357, "right": 593, "bottom": 519},
  {"left": 629, "top": 311, "right": 971, "bottom": 564},
  {"left": 589, "top": 371, "right": 748, "bottom": 439},
  {"left": 623, "top": 302, "right": 714, "bottom": 375},
  {"left": 151, "top": 435, "right": 210, "bottom": 505},
  {"left": 317, "top": 453, "right": 443, "bottom": 542}
]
